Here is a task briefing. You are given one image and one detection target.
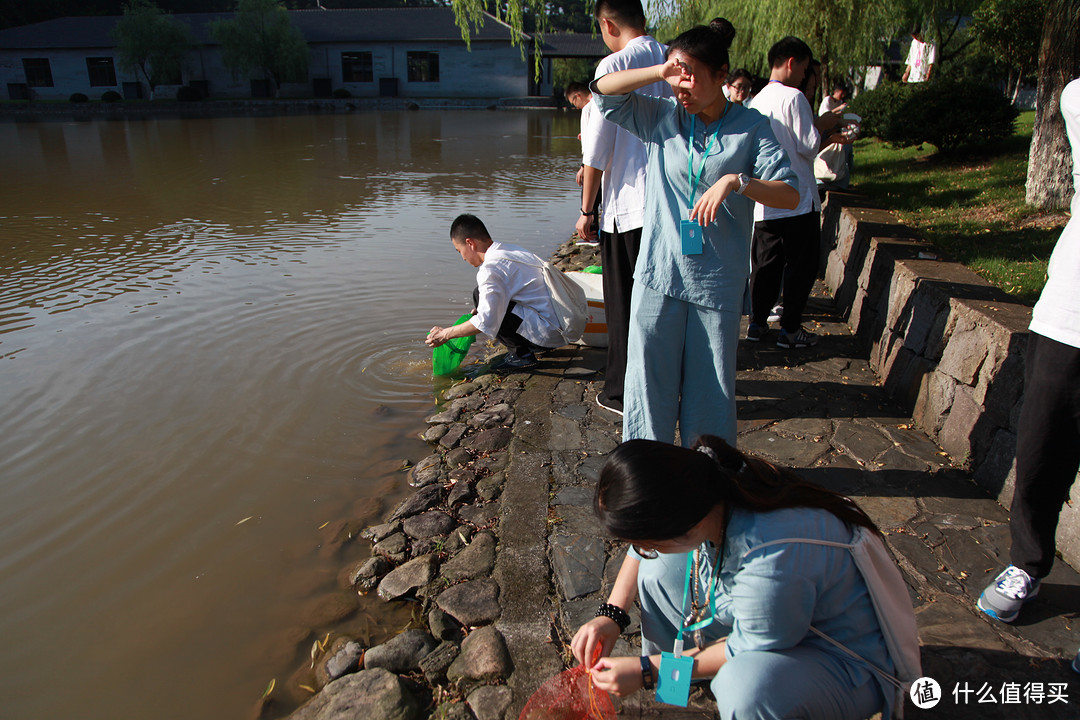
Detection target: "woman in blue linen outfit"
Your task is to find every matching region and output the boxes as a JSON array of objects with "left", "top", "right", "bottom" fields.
[
  {"left": 571, "top": 435, "right": 894, "bottom": 720},
  {"left": 589, "top": 19, "right": 800, "bottom": 446}
]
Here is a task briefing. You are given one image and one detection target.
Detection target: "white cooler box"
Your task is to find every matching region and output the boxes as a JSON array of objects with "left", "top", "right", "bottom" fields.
[{"left": 566, "top": 271, "right": 608, "bottom": 347}]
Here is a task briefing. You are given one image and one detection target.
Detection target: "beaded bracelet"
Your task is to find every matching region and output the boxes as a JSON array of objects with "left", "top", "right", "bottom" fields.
[{"left": 594, "top": 602, "right": 631, "bottom": 633}]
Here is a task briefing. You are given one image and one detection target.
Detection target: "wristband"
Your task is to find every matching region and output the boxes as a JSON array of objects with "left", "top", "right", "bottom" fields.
[
  {"left": 580, "top": 209, "right": 596, "bottom": 216},
  {"left": 640, "top": 656, "right": 654, "bottom": 690},
  {"left": 595, "top": 602, "right": 631, "bottom": 632}
]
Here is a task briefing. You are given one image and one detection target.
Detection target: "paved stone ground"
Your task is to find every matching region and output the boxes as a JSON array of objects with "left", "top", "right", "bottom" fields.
[{"left": 497, "top": 286, "right": 1080, "bottom": 720}]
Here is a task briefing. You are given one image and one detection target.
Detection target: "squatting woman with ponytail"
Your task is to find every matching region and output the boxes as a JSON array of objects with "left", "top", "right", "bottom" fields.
[
  {"left": 589, "top": 19, "right": 799, "bottom": 446},
  {"left": 571, "top": 436, "right": 895, "bottom": 719}
]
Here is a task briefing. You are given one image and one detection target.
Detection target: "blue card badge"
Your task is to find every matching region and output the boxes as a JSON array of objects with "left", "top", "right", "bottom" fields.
[
  {"left": 680, "top": 220, "right": 703, "bottom": 255},
  {"left": 656, "top": 651, "right": 694, "bottom": 706}
]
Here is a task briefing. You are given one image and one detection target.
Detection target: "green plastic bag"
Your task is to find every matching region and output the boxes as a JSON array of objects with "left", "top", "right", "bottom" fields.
[
  {"left": 583, "top": 265, "right": 603, "bottom": 274},
  {"left": 432, "top": 313, "right": 476, "bottom": 376}
]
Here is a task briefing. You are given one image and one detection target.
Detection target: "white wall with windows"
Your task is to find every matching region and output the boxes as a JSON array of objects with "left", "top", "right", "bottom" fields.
[
  {"left": 2, "top": 49, "right": 189, "bottom": 100},
  {"left": 317, "top": 42, "right": 532, "bottom": 99}
]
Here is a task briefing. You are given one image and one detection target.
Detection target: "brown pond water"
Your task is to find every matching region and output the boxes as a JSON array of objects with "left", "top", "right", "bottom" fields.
[{"left": 0, "top": 110, "right": 582, "bottom": 720}]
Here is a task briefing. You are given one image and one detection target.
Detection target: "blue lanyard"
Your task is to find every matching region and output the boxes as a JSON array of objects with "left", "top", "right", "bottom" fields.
[
  {"left": 686, "top": 103, "right": 732, "bottom": 208},
  {"left": 674, "top": 544, "right": 722, "bottom": 656}
]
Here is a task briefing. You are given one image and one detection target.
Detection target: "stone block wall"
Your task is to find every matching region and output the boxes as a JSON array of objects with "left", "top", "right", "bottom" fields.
[{"left": 821, "top": 192, "right": 1080, "bottom": 571}]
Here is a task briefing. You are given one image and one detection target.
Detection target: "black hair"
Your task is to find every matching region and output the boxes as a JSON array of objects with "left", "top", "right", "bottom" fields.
[
  {"left": 450, "top": 214, "right": 491, "bottom": 243},
  {"left": 594, "top": 0, "right": 646, "bottom": 29},
  {"left": 767, "top": 35, "right": 814, "bottom": 68},
  {"left": 665, "top": 17, "right": 736, "bottom": 75},
  {"left": 564, "top": 81, "right": 589, "bottom": 99},
  {"left": 800, "top": 59, "right": 821, "bottom": 94},
  {"left": 726, "top": 68, "right": 753, "bottom": 85},
  {"left": 595, "top": 436, "right": 879, "bottom": 542}
]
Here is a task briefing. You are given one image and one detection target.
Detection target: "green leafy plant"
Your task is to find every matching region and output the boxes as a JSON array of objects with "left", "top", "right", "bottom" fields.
[{"left": 851, "top": 79, "right": 1017, "bottom": 153}]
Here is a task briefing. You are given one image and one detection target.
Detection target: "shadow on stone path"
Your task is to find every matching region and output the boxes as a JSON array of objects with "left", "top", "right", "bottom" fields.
[{"left": 508, "top": 286, "right": 1080, "bottom": 719}]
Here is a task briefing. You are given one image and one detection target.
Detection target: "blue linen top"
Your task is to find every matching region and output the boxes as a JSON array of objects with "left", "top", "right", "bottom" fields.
[
  {"left": 590, "top": 83, "right": 798, "bottom": 311},
  {"left": 708, "top": 507, "right": 895, "bottom": 717}
]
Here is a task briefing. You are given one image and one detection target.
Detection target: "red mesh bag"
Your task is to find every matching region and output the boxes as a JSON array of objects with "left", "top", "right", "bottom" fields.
[{"left": 518, "top": 663, "right": 616, "bottom": 720}]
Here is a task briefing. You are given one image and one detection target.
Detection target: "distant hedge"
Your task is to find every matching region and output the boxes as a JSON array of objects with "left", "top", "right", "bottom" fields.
[
  {"left": 849, "top": 79, "right": 1018, "bottom": 152},
  {"left": 101, "top": 90, "right": 122, "bottom": 103},
  {"left": 69, "top": 92, "right": 89, "bottom": 103}
]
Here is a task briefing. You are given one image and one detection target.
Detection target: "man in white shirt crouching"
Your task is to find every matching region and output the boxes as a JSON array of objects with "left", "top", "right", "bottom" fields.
[{"left": 426, "top": 214, "right": 564, "bottom": 371}]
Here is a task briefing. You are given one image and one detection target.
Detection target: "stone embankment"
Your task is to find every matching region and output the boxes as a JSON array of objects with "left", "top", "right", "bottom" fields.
[
  {"left": 277, "top": 218, "right": 1080, "bottom": 720},
  {"left": 822, "top": 192, "right": 1080, "bottom": 570}
]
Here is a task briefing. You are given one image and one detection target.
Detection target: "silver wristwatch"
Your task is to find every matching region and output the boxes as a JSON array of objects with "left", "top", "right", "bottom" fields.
[{"left": 735, "top": 172, "right": 751, "bottom": 195}]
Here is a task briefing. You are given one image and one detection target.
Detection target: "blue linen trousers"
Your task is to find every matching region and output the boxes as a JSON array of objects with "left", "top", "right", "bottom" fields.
[{"left": 623, "top": 283, "right": 741, "bottom": 447}]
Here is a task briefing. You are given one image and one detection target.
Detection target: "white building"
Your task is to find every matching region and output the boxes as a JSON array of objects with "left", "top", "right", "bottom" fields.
[{"left": 0, "top": 7, "right": 604, "bottom": 102}]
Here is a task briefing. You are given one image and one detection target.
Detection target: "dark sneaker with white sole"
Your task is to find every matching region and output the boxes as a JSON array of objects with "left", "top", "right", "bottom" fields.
[
  {"left": 596, "top": 391, "right": 623, "bottom": 416},
  {"left": 776, "top": 327, "right": 819, "bottom": 349},
  {"left": 489, "top": 351, "right": 538, "bottom": 373},
  {"left": 745, "top": 323, "right": 767, "bottom": 342}
]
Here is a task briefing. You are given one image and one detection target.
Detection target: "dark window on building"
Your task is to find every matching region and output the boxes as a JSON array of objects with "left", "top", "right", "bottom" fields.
[
  {"left": 86, "top": 57, "right": 117, "bottom": 87},
  {"left": 407, "top": 52, "right": 439, "bottom": 83},
  {"left": 341, "top": 52, "right": 373, "bottom": 83},
  {"left": 22, "top": 58, "right": 53, "bottom": 87}
]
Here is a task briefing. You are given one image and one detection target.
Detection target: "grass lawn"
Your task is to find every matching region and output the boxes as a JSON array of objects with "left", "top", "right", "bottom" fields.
[{"left": 848, "top": 110, "right": 1069, "bottom": 303}]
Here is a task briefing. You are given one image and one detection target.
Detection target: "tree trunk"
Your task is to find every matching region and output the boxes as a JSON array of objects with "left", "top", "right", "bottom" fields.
[{"left": 1025, "top": 0, "right": 1080, "bottom": 209}]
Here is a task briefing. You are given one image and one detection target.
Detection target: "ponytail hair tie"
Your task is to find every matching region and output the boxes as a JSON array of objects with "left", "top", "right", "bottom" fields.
[
  {"left": 697, "top": 445, "right": 721, "bottom": 464},
  {"left": 697, "top": 443, "right": 745, "bottom": 473}
]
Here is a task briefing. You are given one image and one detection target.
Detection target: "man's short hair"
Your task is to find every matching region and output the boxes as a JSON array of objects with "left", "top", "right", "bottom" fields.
[
  {"left": 451, "top": 214, "right": 491, "bottom": 243},
  {"left": 767, "top": 36, "right": 813, "bottom": 68},
  {"left": 594, "top": 0, "right": 646, "bottom": 29},
  {"left": 564, "top": 81, "right": 589, "bottom": 100}
]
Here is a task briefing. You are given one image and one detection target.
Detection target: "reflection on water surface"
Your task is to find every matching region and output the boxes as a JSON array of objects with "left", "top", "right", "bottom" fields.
[{"left": 0, "top": 110, "right": 582, "bottom": 720}]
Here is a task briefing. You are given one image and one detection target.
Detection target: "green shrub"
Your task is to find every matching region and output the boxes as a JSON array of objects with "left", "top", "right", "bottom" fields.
[
  {"left": 851, "top": 79, "right": 1018, "bottom": 153},
  {"left": 332, "top": 88, "right": 352, "bottom": 99},
  {"left": 176, "top": 85, "right": 203, "bottom": 101},
  {"left": 101, "top": 90, "right": 122, "bottom": 103},
  {"left": 69, "top": 92, "right": 89, "bottom": 103},
  {"left": 848, "top": 82, "right": 913, "bottom": 140},
  {"left": 893, "top": 79, "right": 1018, "bottom": 152}
]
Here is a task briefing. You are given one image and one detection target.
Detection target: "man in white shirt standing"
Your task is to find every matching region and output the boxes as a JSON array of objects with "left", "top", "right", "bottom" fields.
[
  {"left": 577, "top": 0, "right": 670, "bottom": 415},
  {"left": 426, "top": 214, "right": 564, "bottom": 372},
  {"left": 746, "top": 36, "right": 841, "bottom": 349},
  {"left": 902, "top": 28, "right": 936, "bottom": 84}
]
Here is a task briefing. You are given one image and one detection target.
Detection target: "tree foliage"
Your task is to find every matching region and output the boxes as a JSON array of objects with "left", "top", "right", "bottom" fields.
[
  {"left": 209, "top": 0, "right": 309, "bottom": 95},
  {"left": 655, "top": 0, "right": 901, "bottom": 86},
  {"left": 112, "top": 0, "right": 194, "bottom": 99},
  {"left": 451, "top": 0, "right": 553, "bottom": 66},
  {"left": 970, "top": 0, "right": 1045, "bottom": 102}
]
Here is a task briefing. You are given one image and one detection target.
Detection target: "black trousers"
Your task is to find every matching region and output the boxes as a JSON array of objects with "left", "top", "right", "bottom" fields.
[
  {"left": 599, "top": 224, "right": 642, "bottom": 402},
  {"left": 749, "top": 212, "right": 820, "bottom": 332},
  {"left": 472, "top": 288, "right": 546, "bottom": 358},
  {"left": 1010, "top": 331, "right": 1080, "bottom": 578}
]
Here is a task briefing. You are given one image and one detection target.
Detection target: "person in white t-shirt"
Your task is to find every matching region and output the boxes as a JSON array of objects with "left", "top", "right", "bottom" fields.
[
  {"left": 902, "top": 30, "right": 936, "bottom": 83},
  {"left": 426, "top": 214, "right": 563, "bottom": 372},
  {"left": 566, "top": 82, "right": 600, "bottom": 237},
  {"left": 746, "top": 36, "right": 845, "bottom": 349},
  {"left": 577, "top": 0, "right": 674, "bottom": 416},
  {"left": 977, "top": 80, "right": 1080, "bottom": 677}
]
